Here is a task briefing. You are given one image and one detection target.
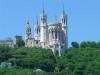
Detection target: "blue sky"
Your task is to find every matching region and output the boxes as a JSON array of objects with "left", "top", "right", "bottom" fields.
[{"left": 0, "top": 0, "right": 100, "bottom": 46}]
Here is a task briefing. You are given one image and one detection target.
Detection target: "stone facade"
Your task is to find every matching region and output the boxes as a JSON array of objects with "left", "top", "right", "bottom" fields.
[{"left": 25, "top": 8, "right": 68, "bottom": 56}]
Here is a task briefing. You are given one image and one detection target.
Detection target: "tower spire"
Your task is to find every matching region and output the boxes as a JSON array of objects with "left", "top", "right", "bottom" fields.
[
  {"left": 36, "top": 16, "right": 39, "bottom": 25},
  {"left": 27, "top": 18, "right": 29, "bottom": 24},
  {"left": 62, "top": 3, "right": 65, "bottom": 15},
  {"left": 42, "top": 0, "right": 45, "bottom": 14},
  {"left": 25, "top": 18, "right": 32, "bottom": 39}
]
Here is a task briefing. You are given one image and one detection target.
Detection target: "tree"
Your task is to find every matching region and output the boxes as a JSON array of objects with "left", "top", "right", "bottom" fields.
[
  {"left": 80, "top": 41, "right": 97, "bottom": 48},
  {"left": 80, "top": 41, "right": 88, "bottom": 48},
  {"left": 0, "top": 46, "right": 12, "bottom": 63},
  {"left": 61, "top": 67, "right": 73, "bottom": 75},
  {"left": 16, "top": 38, "right": 25, "bottom": 47},
  {"left": 54, "top": 67, "right": 60, "bottom": 75},
  {"left": 56, "top": 48, "right": 100, "bottom": 75},
  {"left": 96, "top": 42, "right": 100, "bottom": 48},
  {"left": 9, "top": 47, "right": 55, "bottom": 72},
  {"left": 71, "top": 42, "right": 79, "bottom": 48},
  {"left": 0, "top": 68, "right": 33, "bottom": 75},
  {"left": 90, "top": 41, "right": 97, "bottom": 48}
]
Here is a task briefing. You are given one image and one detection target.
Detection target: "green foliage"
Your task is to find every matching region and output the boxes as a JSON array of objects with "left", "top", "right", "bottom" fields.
[
  {"left": 96, "top": 42, "right": 100, "bottom": 48},
  {"left": 80, "top": 41, "right": 97, "bottom": 48},
  {"left": 57, "top": 48, "right": 100, "bottom": 75},
  {"left": 8, "top": 47, "right": 55, "bottom": 72},
  {"left": 33, "top": 70, "right": 48, "bottom": 75},
  {"left": 72, "top": 41, "right": 100, "bottom": 48},
  {"left": 0, "top": 46, "right": 12, "bottom": 63},
  {"left": 54, "top": 67, "right": 60, "bottom": 75},
  {"left": 0, "top": 45, "right": 100, "bottom": 75},
  {"left": 0, "top": 68, "right": 33, "bottom": 75},
  {"left": 71, "top": 42, "right": 79, "bottom": 48},
  {"left": 16, "top": 38, "right": 25, "bottom": 47}
]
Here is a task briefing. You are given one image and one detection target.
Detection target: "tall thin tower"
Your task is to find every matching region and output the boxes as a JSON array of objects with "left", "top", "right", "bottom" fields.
[
  {"left": 25, "top": 19, "right": 33, "bottom": 47},
  {"left": 25, "top": 19, "right": 32, "bottom": 40},
  {"left": 61, "top": 4, "right": 68, "bottom": 49},
  {"left": 40, "top": 0, "right": 48, "bottom": 48}
]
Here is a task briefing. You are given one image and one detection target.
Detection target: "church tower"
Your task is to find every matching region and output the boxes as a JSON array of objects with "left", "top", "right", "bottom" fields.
[
  {"left": 25, "top": 19, "right": 32, "bottom": 39},
  {"left": 61, "top": 5, "right": 68, "bottom": 49},
  {"left": 34, "top": 17, "right": 40, "bottom": 47},
  {"left": 34, "top": 17, "right": 40, "bottom": 40},
  {"left": 40, "top": 1, "right": 48, "bottom": 48},
  {"left": 25, "top": 19, "right": 33, "bottom": 47}
]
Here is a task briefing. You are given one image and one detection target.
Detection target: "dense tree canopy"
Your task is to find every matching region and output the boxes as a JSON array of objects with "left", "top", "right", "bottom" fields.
[
  {"left": 0, "top": 46, "right": 12, "bottom": 63},
  {"left": 80, "top": 41, "right": 98, "bottom": 48},
  {"left": 71, "top": 41, "right": 100, "bottom": 48},
  {"left": 0, "top": 44, "right": 100, "bottom": 75},
  {"left": 8, "top": 47, "right": 55, "bottom": 72},
  {"left": 16, "top": 38, "right": 25, "bottom": 47},
  {"left": 56, "top": 48, "right": 100, "bottom": 75},
  {"left": 71, "top": 42, "right": 79, "bottom": 48}
]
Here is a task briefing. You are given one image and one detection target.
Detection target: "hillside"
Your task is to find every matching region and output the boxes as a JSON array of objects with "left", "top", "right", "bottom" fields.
[{"left": 0, "top": 46, "right": 100, "bottom": 75}]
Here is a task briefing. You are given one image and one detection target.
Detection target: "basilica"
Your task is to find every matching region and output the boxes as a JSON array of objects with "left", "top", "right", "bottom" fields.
[{"left": 25, "top": 7, "right": 68, "bottom": 56}]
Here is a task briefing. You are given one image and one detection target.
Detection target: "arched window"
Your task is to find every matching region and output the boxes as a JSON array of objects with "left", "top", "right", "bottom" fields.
[
  {"left": 52, "top": 28, "right": 54, "bottom": 39},
  {"left": 55, "top": 28, "right": 57, "bottom": 39},
  {"left": 37, "top": 28, "right": 38, "bottom": 34}
]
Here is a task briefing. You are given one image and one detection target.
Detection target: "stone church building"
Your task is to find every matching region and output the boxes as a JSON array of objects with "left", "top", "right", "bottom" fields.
[{"left": 25, "top": 6, "right": 68, "bottom": 56}]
